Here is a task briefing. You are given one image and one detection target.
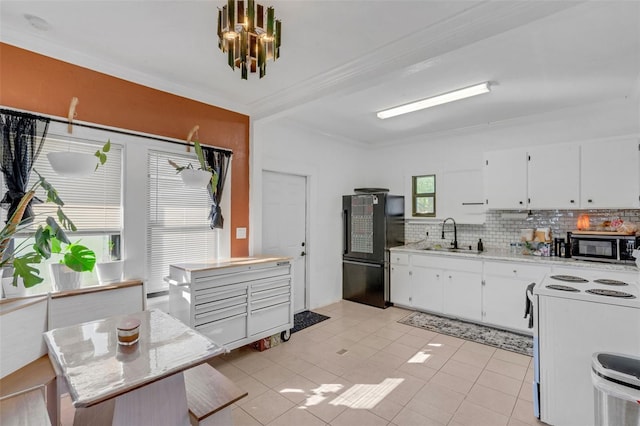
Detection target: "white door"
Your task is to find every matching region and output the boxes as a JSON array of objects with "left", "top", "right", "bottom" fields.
[{"left": 262, "top": 171, "right": 307, "bottom": 313}]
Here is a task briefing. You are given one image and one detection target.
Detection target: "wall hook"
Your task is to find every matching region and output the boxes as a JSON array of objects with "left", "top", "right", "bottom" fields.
[
  {"left": 186, "top": 125, "right": 200, "bottom": 152},
  {"left": 67, "top": 97, "right": 79, "bottom": 134}
]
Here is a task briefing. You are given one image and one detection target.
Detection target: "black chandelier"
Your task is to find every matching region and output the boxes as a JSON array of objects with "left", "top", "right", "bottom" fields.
[{"left": 217, "top": 0, "right": 281, "bottom": 79}]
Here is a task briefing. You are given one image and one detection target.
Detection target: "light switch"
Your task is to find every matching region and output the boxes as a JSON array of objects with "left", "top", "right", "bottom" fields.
[{"left": 236, "top": 227, "right": 247, "bottom": 239}]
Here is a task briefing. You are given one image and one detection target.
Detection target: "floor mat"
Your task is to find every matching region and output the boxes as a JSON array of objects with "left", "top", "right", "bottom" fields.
[
  {"left": 398, "top": 311, "right": 533, "bottom": 356},
  {"left": 292, "top": 310, "right": 330, "bottom": 334}
]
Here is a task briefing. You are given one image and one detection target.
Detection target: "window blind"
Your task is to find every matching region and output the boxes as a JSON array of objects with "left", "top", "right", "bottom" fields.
[
  {"left": 13, "top": 134, "right": 123, "bottom": 234},
  {"left": 146, "top": 150, "right": 219, "bottom": 292}
]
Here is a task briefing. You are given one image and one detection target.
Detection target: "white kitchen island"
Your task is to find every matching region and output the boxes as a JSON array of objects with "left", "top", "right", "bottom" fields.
[{"left": 167, "top": 257, "right": 293, "bottom": 350}]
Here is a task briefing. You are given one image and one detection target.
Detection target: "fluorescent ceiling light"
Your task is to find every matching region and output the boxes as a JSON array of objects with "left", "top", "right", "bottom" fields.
[{"left": 377, "top": 82, "right": 491, "bottom": 119}]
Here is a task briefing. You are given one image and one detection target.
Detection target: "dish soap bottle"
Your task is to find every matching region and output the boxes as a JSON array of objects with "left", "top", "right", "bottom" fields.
[{"left": 477, "top": 238, "right": 484, "bottom": 252}]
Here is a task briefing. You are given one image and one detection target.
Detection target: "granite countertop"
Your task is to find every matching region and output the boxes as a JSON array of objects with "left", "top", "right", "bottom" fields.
[
  {"left": 170, "top": 256, "right": 292, "bottom": 272},
  {"left": 391, "top": 243, "right": 638, "bottom": 273}
]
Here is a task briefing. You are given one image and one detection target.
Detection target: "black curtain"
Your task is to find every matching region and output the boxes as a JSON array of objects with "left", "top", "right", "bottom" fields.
[
  {"left": 0, "top": 110, "right": 50, "bottom": 224},
  {"left": 201, "top": 147, "right": 232, "bottom": 229}
]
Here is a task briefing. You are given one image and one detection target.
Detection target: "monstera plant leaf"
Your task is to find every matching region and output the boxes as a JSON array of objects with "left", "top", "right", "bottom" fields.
[
  {"left": 62, "top": 244, "right": 96, "bottom": 272},
  {"left": 12, "top": 252, "right": 44, "bottom": 288}
]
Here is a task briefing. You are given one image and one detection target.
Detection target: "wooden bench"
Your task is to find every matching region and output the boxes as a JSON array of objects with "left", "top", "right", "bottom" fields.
[
  {"left": 184, "top": 362, "right": 248, "bottom": 426},
  {"left": 0, "top": 385, "right": 51, "bottom": 426},
  {"left": 0, "top": 355, "right": 57, "bottom": 423}
]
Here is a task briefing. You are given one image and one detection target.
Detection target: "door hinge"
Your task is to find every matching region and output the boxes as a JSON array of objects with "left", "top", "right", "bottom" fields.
[
  {"left": 486, "top": 159, "right": 489, "bottom": 166},
  {"left": 486, "top": 199, "right": 488, "bottom": 205}
]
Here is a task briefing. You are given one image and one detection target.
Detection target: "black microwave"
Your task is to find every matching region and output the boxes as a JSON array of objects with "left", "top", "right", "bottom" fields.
[{"left": 570, "top": 232, "right": 640, "bottom": 263}]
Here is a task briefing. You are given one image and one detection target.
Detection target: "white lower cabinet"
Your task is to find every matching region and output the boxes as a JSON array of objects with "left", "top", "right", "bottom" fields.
[
  {"left": 391, "top": 252, "right": 482, "bottom": 322},
  {"left": 482, "top": 261, "right": 551, "bottom": 333},
  {"left": 411, "top": 255, "right": 444, "bottom": 313},
  {"left": 390, "top": 251, "right": 560, "bottom": 333},
  {"left": 440, "top": 258, "right": 483, "bottom": 322},
  {"left": 390, "top": 253, "right": 412, "bottom": 306}
]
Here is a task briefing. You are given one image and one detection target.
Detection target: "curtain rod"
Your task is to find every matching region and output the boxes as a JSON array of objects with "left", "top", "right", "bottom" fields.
[{"left": 0, "top": 107, "right": 234, "bottom": 155}]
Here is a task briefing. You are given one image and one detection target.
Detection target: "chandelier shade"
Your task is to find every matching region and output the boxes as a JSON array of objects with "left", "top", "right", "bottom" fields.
[{"left": 217, "top": 0, "right": 281, "bottom": 79}]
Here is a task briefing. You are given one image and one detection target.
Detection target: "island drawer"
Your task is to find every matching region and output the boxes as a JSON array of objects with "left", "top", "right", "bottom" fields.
[
  {"left": 197, "top": 313, "right": 247, "bottom": 346},
  {"left": 249, "top": 302, "right": 290, "bottom": 336},
  {"left": 195, "top": 303, "right": 248, "bottom": 326}
]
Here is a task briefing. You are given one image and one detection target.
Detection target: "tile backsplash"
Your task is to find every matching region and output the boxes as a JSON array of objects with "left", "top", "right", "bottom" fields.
[{"left": 405, "top": 210, "right": 640, "bottom": 251}]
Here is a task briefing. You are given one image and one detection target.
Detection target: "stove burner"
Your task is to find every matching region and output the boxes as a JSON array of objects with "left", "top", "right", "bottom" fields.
[
  {"left": 593, "top": 279, "right": 628, "bottom": 286},
  {"left": 546, "top": 284, "right": 580, "bottom": 292},
  {"left": 550, "top": 275, "right": 589, "bottom": 283},
  {"left": 586, "top": 289, "right": 636, "bottom": 298}
]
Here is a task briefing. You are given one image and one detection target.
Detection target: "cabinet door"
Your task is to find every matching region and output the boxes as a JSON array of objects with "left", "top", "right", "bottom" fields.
[
  {"left": 581, "top": 138, "right": 640, "bottom": 208},
  {"left": 483, "top": 275, "right": 531, "bottom": 333},
  {"left": 440, "top": 169, "right": 485, "bottom": 224},
  {"left": 443, "top": 270, "right": 482, "bottom": 322},
  {"left": 484, "top": 149, "right": 528, "bottom": 209},
  {"left": 528, "top": 144, "right": 580, "bottom": 209},
  {"left": 390, "top": 264, "right": 412, "bottom": 307},
  {"left": 412, "top": 265, "right": 444, "bottom": 314}
]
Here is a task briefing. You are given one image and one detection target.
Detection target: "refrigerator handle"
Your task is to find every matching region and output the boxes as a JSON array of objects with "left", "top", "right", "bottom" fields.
[{"left": 343, "top": 209, "right": 349, "bottom": 255}]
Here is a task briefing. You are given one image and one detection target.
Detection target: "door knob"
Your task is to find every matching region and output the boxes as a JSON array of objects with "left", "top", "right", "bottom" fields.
[{"left": 300, "top": 251, "right": 306, "bottom": 256}]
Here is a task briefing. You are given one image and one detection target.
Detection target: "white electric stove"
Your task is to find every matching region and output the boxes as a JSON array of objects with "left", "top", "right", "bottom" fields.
[{"left": 533, "top": 271, "right": 640, "bottom": 426}]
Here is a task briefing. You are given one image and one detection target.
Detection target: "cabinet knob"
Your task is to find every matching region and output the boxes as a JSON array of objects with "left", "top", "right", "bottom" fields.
[
  {"left": 519, "top": 201, "right": 523, "bottom": 205},
  {"left": 409, "top": 271, "right": 413, "bottom": 276},
  {"left": 588, "top": 199, "right": 593, "bottom": 203},
  {"left": 436, "top": 274, "right": 440, "bottom": 278},
  {"left": 570, "top": 200, "right": 575, "bottom": 203},
  {"left": 448, "top": 275, "right": 452, "bottom": 279},
  {"left": 513, "top": 270, "right": 517, "bottom": 274}
]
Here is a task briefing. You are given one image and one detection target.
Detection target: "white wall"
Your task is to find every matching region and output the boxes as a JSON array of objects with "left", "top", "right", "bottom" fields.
[
  {"left": 251, "top": 121, "right": 368, "bottom": 309},
  {"left": 252, "top": 97, "right": 639, "bottom": 309}
]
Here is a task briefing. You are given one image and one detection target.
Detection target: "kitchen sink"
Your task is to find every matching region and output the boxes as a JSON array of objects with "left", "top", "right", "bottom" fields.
[{"left": 421, "top": 247, "right": 482, "bottom": 254}]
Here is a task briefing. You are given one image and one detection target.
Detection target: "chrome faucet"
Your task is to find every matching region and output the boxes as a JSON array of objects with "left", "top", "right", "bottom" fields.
[{"left": 441, "top": 217, "right": 458, "bottom": 249}]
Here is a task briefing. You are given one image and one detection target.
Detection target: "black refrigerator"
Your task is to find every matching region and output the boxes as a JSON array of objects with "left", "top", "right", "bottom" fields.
[{"left": 342, "top": 192, "right": 404, "bottom": 308}]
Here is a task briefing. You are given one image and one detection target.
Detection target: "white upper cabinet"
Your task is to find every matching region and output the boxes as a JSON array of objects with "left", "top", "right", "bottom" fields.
[
  {"left": 484, "top": 149, "right": 528, "bottom": 209},
  {"left": 580, "top": 138, "right": 640, "bottom": 209},
  {"left": 439, "top": 169, "right": 485, "bottom": 224},
  {"left": 528, "top": 144, "right": 580, "bottom": 209},
  {"left": 484, "top": 137, "right": 639, "bottom": 210}
]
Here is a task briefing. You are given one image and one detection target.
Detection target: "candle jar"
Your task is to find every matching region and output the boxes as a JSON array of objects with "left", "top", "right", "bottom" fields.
[{"left": 117, "top": 318, "right": 140, "bottom": 346}]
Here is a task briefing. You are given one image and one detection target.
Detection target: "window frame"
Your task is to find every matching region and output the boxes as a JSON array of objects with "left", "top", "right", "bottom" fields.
[{"left": 412, "top": 174, "right": 436, "bottom": 217}]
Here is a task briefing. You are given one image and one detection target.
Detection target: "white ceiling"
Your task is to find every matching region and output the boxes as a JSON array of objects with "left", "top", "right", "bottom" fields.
[{"left": 1, "top": 1, "right": 639, "bottom": 145}]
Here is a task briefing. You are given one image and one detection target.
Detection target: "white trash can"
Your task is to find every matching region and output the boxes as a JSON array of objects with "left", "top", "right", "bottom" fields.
[{"left": 591, "top": 352, "right": 640, "bottom": 426}]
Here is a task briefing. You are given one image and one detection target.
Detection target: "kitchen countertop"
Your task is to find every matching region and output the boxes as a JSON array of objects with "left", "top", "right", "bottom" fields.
[
  {"left": 170, "top": 256, "right": 292, "bottom": 272},
  {"left": 391, "top": 243, "right": 638, "bottom": 273}
]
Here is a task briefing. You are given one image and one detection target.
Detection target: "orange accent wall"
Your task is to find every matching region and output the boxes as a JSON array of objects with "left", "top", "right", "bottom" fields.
[{"left": 0, "top": 43, "right": 249, "bottom": 257}]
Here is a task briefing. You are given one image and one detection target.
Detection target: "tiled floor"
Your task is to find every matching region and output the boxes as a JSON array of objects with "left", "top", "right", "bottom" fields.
[
  {"left": 62, "top": 298, "right": 544, "bottom": 425},
  {"left": 207, "top": 300, "right": 544, "bottom": 426}
]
